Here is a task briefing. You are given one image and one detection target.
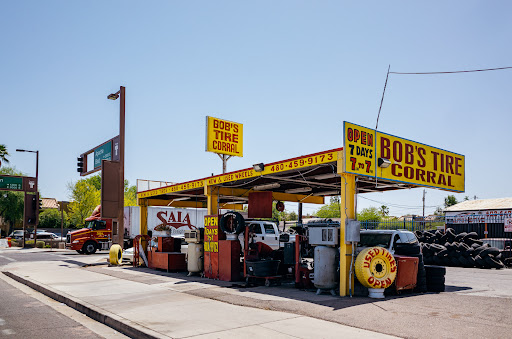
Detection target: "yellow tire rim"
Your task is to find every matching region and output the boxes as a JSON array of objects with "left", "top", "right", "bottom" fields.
[{"left": 355, "top": 247, "right": 397, "bottom": 289}]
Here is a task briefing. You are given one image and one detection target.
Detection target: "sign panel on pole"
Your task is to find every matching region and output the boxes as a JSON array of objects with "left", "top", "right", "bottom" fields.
[
  {"left": 343, "top": 122, "right": 376, "bottom": 177},
  {"left": 504, "top": 218, "right": 512, "bottom": 233},
  {"left": 0, "top": 176, "right": 23, "bottom": 191},
  {"left": 94, "top": 140, "right": 113, "bottom": 168},
  {"left": 205, "top": 116, "right": 243, "bottom": 157},
  {"left": 101, "top": 160, "right": 120, "bottom": 219},
  {"left": 343, "top": 121, "right": 465, "bottom": 192}
]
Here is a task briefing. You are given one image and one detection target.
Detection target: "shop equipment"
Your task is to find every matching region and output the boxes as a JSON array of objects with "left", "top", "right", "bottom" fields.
[
  {"left": 308, "top": 220, "right": 340, "bottom": 295},
  {"left": 147, "top": 236, "right": 186, "bottom": 272},
  {"left": 185, "top": 229, "right": 204, "bottom": 276},
  {"left": 394, "top": 255, "right": 419, "bottom": 293}
]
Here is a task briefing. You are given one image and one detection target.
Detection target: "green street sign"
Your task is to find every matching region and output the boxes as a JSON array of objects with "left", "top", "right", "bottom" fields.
[
  {"left": 0, "top": 176, "right": 23, "bottom": 191},
  {"left": 94, "top": 141, "right": 112, "bottom": 169}
]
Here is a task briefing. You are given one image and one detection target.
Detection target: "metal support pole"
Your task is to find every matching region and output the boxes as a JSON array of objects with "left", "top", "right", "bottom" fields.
[
  {"left": 298, "top": 203, "right": 303, "bottom": 225},
  {"left": 118, "top": 86, "right": 125, "bottom": 246},
  {"left": 22, "top": 192, "right": 26, "bottom": 248},
  {"left": 34, "top": 150, "right": 39, "bottom": 247}
]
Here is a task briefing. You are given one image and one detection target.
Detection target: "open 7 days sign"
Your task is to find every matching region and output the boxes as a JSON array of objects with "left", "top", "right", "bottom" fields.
[{"left": 343, "top": 121, "right": 465, "bottom": 192}]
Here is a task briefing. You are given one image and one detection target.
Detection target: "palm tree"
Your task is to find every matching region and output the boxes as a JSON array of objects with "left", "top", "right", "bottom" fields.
[{"left": 0, "top": 144, "right": 9, "bottom": 164}]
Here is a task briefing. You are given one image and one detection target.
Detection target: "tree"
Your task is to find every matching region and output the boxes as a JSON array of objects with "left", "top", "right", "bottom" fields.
[
  {"left": 379, "top": 205, "right": 389, "bottom": 217},
  {"left": 39, "top": 209, "right": 68, "bottom": 229},
  {"left": 444, "top": 195, "right": 458, "bottom": 208},
  {"left": 316, "top": 196, "right": 341, "bottom": 218},
  {"left": 357, "top": 207, "right": 381, "bottom": 222},
  {"left": 286, "top": 210, "right": 298, "bottom": 221},
  {"left": 0, "top": 167, "right": 25, "bottom": 234},
  {"left": 434, "top": 206, "right": 444, "bottom": 216},
  {"left": 0, "top": 144, "right": 9, "bottom": 164},
  {"left": 67, "top": 180, "right": 100, "bottom": 227},
  {"left": 124, "top": 183, "right": 137, "bottom": 206}
]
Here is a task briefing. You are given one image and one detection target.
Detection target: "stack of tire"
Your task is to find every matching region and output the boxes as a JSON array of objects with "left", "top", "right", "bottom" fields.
[
  {"left": 394, "top": 243, "right": 428, "bottom": 293},
  {"left": 415, "top": 228, "right": 505, "bottom": 269},
  {"left": 425, "top": 265, "right": 446, "bottom": 292}
]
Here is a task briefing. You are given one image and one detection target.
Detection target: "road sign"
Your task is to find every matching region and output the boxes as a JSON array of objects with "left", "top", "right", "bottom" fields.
[
  {"left": 80, "top": 135, "right": 120, "bottom": 176},
  {"left": 94, "top": 140, "right": 112, "bottom": 168},
  {"left": 0, "top": 175, "right": 23, "bottom": 191}
]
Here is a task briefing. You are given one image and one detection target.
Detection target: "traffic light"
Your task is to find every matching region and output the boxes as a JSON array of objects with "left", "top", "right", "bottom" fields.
[
  {"left": 38, "top": 195, "right": 43, "bottom": 211},
  {"left": 77, "top": 156, "right": 84, "bottom": 174},
  {"left": 25, "top": 194, "right": 37, "bottom": 225}
]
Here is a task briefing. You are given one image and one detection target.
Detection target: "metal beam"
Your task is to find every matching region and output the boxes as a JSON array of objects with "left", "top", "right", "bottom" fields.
[
  {"left": 205, "top": 186, "right": 324, "bottom": 204},
  {"left": 263, "top": 175, "right": 339, "bottom": 189}
]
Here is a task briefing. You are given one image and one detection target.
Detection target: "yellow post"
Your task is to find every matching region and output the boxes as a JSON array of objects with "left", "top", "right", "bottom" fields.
[
  {"left": 205, "top": 184, "right": 219, "bottom": 215},
  {"left": 138, "top": 198, "right": 148, "bottom": 236},
  {"left": 339, "top": 172, "right": 356, "bottom": 296}
]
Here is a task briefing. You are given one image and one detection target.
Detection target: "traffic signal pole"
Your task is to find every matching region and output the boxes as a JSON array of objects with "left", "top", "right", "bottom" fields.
[{"left": 118, "top": 86, "right": 125, "bottom": 246}]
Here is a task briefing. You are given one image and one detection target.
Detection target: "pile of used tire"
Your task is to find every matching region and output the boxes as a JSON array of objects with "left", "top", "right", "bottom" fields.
[{"left": 415, "top": 228, "right": 505, "bottom": 269}]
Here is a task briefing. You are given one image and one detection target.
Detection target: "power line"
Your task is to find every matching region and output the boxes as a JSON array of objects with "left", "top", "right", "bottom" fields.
[
  {"left": 358, "top": 195, "right": 440, "bottom": 209},
  {"left": 389, "top": 66, "right": 512, "bottom": 75}
]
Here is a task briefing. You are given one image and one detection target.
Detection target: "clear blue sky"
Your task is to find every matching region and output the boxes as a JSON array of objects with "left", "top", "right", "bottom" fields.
[{"left": 1, "top": 1, "right": 511, "bottom": 216}]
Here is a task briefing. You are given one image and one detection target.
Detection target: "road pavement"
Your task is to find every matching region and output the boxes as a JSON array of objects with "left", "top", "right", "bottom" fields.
[{"left": 2, "top": 247, "right": 512, "bottom": 338}]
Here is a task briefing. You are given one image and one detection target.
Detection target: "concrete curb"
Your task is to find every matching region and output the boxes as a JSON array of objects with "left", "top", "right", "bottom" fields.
[{"left": 2, "top": 271, "right": 166, "bottom": 339}]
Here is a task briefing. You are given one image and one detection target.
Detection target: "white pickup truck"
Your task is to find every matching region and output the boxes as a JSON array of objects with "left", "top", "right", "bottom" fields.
[{"left": 237, "top": 220, "right": 295, "bottom": 251}]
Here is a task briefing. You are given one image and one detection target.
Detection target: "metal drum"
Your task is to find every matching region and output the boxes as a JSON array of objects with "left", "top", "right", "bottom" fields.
[
  {"left": 187, "top": 242, "right": 204, "bottom": 274},
  {"left": 313, "top": 246, "right": 337, "bottom": 289}
]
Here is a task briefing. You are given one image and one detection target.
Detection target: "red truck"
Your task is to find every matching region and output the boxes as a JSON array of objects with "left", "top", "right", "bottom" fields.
[{"left": 66, "top": 206, "right": 114, "bottom": 254}]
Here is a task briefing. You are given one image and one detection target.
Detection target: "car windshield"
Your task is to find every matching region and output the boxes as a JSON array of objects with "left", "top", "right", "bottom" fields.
[
  {"left": 358, "top": 233, "right": 392, "bottom": 249},
  {"left": 85, "top": 221, "right": 95, "bottom": 229}
]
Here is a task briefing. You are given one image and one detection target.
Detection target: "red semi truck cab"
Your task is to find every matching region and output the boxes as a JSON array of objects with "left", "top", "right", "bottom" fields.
[{"left": 66, "top": 206, "right": 113, "bottom": 254}]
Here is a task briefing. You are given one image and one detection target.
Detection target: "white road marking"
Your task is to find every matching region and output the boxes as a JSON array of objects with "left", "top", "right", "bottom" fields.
[
  {"left": 0, "top": 255, "right": 16, "bottom": 262},
  {"left": 1, "top": 329, "right": 15, "bottom": 335},
  {"left": 0, "top": 318, "right": 5, "bottom": 326}
]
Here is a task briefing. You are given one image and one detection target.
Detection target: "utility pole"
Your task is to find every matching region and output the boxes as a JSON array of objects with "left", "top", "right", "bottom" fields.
[{"left": 422, "top": 189, "right": 426, "bottom": 217}]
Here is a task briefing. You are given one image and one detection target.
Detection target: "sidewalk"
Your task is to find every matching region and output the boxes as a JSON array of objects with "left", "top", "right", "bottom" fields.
[
  {"left": 2, "top": 252, "right": 396, "bottom": 339},
  {"left": 3, "top": 248, "right": 512, "bottom": 339}
]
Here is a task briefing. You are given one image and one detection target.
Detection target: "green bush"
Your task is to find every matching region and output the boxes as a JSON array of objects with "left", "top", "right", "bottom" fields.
[{"left": 24, "top": 240, "right": 45, "bottom": 248}]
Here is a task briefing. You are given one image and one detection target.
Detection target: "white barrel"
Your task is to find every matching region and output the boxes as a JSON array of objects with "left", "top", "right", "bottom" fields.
[
  {"left": 313, "top": 246, "right": 337, "bottom": 289},
  {"left": 187, "top": 242, "right": 204, "bottom": 273}
]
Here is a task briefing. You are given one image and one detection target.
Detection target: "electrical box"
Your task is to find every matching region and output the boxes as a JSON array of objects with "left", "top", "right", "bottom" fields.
[
  {"left": 308, "top": 226, "right": 339, "bottom": 246},
  {"left": 345, "top": 219, "right": 360, "bottom": 242}
]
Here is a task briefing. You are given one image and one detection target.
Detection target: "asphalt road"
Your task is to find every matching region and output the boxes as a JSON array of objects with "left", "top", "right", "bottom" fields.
[
  {"left": 0, "top": 275, "right": 103, "bottom": 338},
  {"left": 0, "top": 249, "right": 122, "bottom": 339}
]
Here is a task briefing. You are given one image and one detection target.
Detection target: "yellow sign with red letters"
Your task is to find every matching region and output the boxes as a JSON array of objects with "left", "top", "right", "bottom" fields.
[
  {"left": 343, "top": 122, "right": 465, "bottom": 192},
  {"left": 206, "top": 116, "right": 243, "bottom": 157}
]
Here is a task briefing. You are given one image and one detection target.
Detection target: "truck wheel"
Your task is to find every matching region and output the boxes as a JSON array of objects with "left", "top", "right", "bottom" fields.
[
  {"left": 76, "top": 249, "right": 84, "bottom": 254},
  {"left": 83, "top": 241, "right": 97, "bottom": 255}
]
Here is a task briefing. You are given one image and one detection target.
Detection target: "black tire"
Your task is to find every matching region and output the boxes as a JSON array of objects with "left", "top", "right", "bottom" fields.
[
  {"left": 458, "top": 256, "right": 471, "bottom": 267},
  {"left": 76, "top": 249, "right": 84, "bottom": 254},
  {"left": 83, "top": 241, "right": 97, "bottom": 255},
  {"left": 425, "top": 265, "right": 446, "bottom": 276},
  {"left": 437, "top": 249, "right": 448, "bottom": 257},
  {"left": 466, "top": 232, "right": 479, "bottom": 239},
  {"left": 446, "top": 228, "right": 456, "bottom": 242},
  {"left": 450, "top": 256, "right": 461, "bottom": 266},
  {"left": 471, "top": 243, "right": 481, "bottom": 249},
  {"left": 427, "top": 276, "right": 445, "bottom": 285},
  {"left": 427, "top": 284, "right": 445, "bottom": 293},
  {"left": 455, "top": 232, "right": 467, "bottom": 242},
  {"left": 485, "top": 256, "right": 505, "bottom": 269},
  {"left": 474, "top": 255, "right": 487, "bottom": 267},
  {"left": 480, "top": 247, "right": 500, "bottom": 257},
  {"left": 220, "top": 211, "right": 245, "bottom": 235},
  {"left": 395, "top": 244, "right": 421, "bottom": 255},
  {"left": 433, "top": 256, "right": 444, "bottom": 265}
]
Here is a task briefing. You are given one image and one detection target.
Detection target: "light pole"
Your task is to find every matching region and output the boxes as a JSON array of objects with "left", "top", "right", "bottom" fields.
[
  {"left": 107, "top": 86, "right": 125, "bottom": 246},
  {"left": 16, "top": 148, "right": 39, "bottom": 248}
]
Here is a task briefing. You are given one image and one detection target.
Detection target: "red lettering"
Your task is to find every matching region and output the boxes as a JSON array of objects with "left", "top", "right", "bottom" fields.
[
  {"left": 225, "top": 132, "right": 232, "bottom": 142},
  {"left": 455, "top": 157, "right": 462, "bottom": 175},
  {"left": 405, "top": 144, "right": 414, "bottom": 164},
  {"left": 368, "top": 133, "right": 373, "bottom": 147},
  {"left": 368, "top": 276, "right": 375, "bottom": 285},
  {"left": 431, "top": 151, "right": 439, "bottom": 170},
  {"left": 391, "top": 164, "right": 402, "bottom": 177},
  {"left": 347, "top": 128, "right": 353, "bottom": 141},
  {"left": 213, "top": 119, "right": 219, "bottom": 128},
  {"left": 354, "top": 129, "right": 360, "bottom": 143},
  {"left": 362, "top": 131, "right": 367, "bottom": 145},
  {"left": 234, "top": 125, "right": 239, "bottom": 133},
  {"left": 233, "top": 134, "right": 238, "bottom": 143},
  {"left": 417, "top": 147, "right": 426, "bottom": 167},
  {"left": 404, "top": 166, "right": 414, "bottom": 179},
  {"left": 427, "top": 171, "right": 435, "bottom": 183},
  {"left": 438, "top": 174, "right": 447, "bottom": 186},
  {"left": 448, "top": 175, "right": 454, "bottom": 187},
  {"left": 416, "top": 168, "right": 425, "bottom": 182},
  {"left": 393, "top": 141, "right": 402, "bottom": 162},
  {"left": 446, "top": 155, "right": 454, "bottom": 174},
  {"left": 381, "top": 137, "right": 390, "bottom": 159}
]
